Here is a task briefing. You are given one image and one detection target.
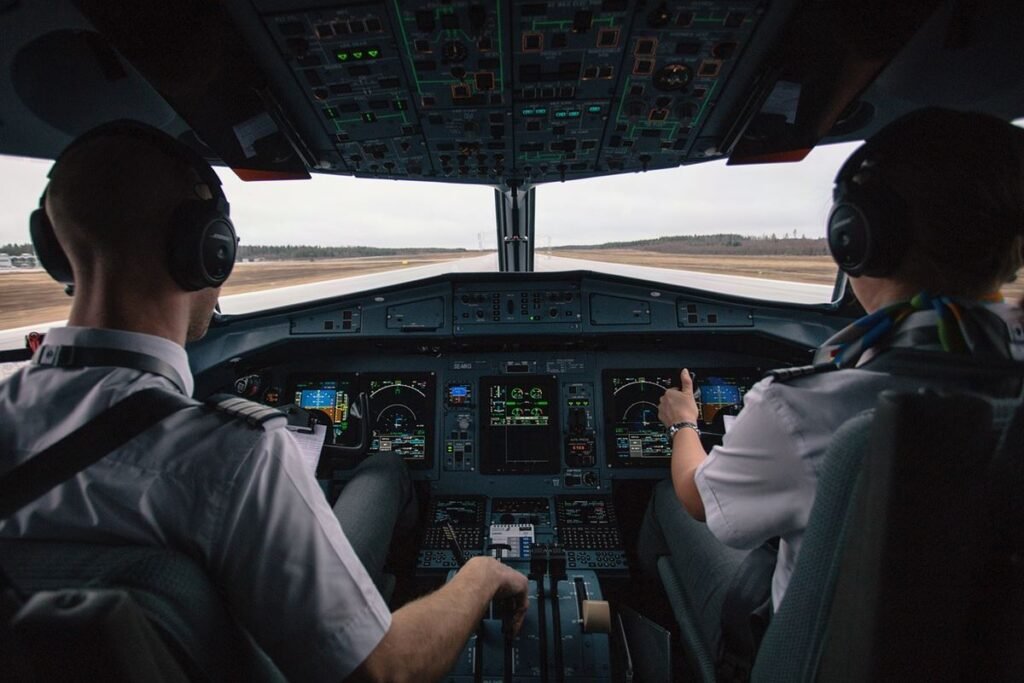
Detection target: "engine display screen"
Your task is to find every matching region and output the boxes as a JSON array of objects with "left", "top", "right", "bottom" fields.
[
  {"left": 480, "top": 376, "right": 560, "bottom": 474},
  {"left": 290, "top": 376, "right": 356, "bottom": 444},
  {"left": 365, "top": 374, "right": 434, "bottom": 466},
  {"left": 604, "top": 368, "right": 759, "bottom": 467}
]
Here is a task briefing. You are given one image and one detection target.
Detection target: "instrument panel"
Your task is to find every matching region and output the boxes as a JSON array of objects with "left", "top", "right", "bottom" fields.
[
  {"left": 250, "top": 357, "right": 763, "bottom": 483},
  {"left": 205, "top": 275, "right": 842, "bottom": 486},
  {"left": 202, "top": 275, "right": 841, "bottom": 579}
]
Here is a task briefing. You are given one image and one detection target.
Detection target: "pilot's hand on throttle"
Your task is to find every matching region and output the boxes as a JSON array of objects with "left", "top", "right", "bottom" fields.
[
  {"left": 659, "top": 368, "right": 699, "bottom": 426},
  {"left": 476, "top": 557, "right": 529, "bottom": 635}
]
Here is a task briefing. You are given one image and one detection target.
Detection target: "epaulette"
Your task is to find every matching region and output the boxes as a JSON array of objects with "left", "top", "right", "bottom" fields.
[
  {"left": 764, "top": 362, "right": 838, "bottom": 382},
  {"left": 205, "top": 394, "right": 287, "bottom": 430}
]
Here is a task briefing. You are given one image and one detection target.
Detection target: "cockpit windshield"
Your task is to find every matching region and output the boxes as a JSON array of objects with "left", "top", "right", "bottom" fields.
[
  {"left": 3, "top": 125, "right": 1023, "bottom": 339},
  {"left": 1, "top": 140, "right": 846, "bottom": 338}
]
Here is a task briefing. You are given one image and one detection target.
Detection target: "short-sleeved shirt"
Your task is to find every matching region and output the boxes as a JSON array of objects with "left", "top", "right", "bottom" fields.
[
  {"left": 695, "top": 303, "right": 1024, "bottom": 610},
  {"left": 0, "top": 326, "right": 390, "bottom": 681}
]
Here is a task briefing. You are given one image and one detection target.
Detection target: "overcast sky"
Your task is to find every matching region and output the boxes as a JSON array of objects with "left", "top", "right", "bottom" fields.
[{"left": 0, "top": 142, "right": 862, "bottom": 250}]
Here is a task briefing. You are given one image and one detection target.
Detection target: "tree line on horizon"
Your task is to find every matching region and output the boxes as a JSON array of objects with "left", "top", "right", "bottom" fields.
[
  {"left": 552, "top": 232, "right": 830, "bottom": 256},
  {"left": 3, "top": 233, "right": 830, "bottom": 260}
]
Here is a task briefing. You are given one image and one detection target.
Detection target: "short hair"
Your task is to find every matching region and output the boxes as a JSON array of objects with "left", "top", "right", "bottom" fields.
[
  {"left": 861, "top": 108, "right": 1024, "bottom": 297},
  {"left": 44, "top": 131, "right": 203, "bottom": 274}
]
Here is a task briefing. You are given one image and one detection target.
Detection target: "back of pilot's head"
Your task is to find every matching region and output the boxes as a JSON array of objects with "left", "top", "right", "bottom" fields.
[
  {"left": 844, "top": 107, "right": 1024, "bottom": 297},
  {"left": 44, "top": 125, "right": 219, "bottom": 288}
]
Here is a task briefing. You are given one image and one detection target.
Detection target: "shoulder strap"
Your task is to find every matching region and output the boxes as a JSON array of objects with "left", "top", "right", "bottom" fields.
[
  {"left": 764, "top": 363, "right": 838, "bottom": 383},
  {"left": 0, "top": 387, "right": 195, "bottom": 522},
  {"left": 33, "top": 345, "right": 188, "bottom": 395},
  {"left": 205, "top": 394, "right": 287, "bottom": 430}
]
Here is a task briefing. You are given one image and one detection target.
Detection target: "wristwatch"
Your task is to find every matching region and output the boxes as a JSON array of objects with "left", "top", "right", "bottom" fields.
[{"left": 667, "top": 421, "right": 701, "bottom": 439}]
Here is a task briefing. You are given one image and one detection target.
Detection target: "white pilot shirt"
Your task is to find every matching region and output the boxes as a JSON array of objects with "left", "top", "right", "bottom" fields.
[
  {"left": 0, "top": 326, "right": 390, "bottom": 682},
  {"left": 695, "top": 303, "right": 1024, "bottom": 611}
]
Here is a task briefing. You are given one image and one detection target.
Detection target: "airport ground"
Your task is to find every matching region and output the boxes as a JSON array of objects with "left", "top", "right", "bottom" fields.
[{"left": 1, "top": 250, "right": 1022, "bottom": 332}]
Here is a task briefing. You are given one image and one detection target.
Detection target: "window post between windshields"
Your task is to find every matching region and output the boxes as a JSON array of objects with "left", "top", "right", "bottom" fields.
[{"left": 494, "top": 183, "right": 535, "bottom": 272}]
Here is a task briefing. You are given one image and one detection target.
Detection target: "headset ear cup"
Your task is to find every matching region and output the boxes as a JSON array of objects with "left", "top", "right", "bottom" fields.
[
  {"left": 828, "top": 200, "right": 871, "bottom": 277},
  {"left": 168, "top": 202, "right": 237, "bottom": 291},
  {"left": 828, "top": 180, "right": 909, "bottom": 278},
  {"left": 30, "top": 206, "right": 75, "bottom": 285}
]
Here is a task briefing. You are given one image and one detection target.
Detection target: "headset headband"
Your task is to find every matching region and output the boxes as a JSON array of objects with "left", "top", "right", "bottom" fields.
[
  {"left": 44, "top": 119, "right": 229, "bottom": 215},
  {"left": 31, "top": 119, "right": 237, "bottom": 292}
]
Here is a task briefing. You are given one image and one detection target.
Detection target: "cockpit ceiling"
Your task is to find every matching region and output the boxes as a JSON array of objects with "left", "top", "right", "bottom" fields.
[{"left": 8, "top": 1, "right": 1024, "bottom": 186}]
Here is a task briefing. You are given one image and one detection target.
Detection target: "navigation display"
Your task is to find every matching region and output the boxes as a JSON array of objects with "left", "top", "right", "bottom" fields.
[
  {"left": 480, "top": 375, "right": 560, "bottom": 474},
  {"left": 365, "top": 374, "right": 434, "bottom": 467},
  {"left": 603, "top": 368, "right": 759, "bottom": 467},
  {"left": 290, "top": 376, "right": 356, "bottom": 443},
  {"left": 604, "top": 371, "right": 676, "bottom": 467}
]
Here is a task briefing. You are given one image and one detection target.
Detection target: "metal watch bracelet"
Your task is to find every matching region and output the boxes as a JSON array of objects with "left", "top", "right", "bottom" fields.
[{"left": 668, "top": 421, "right": 700, "bottom": 439}]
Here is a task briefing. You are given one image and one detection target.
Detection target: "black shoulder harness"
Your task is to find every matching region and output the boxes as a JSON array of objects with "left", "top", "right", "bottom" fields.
[{"left": 764, "top": 362, "right": 838, "bottom": 383}]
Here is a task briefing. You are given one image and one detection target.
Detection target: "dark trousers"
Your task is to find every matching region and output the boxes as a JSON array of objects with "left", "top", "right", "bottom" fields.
[
  {"left": 637, "top": 480, "right": 773, "bottom": 660},
  {"left": 332, "top": 453, "right": 417, "bottom": 596}
]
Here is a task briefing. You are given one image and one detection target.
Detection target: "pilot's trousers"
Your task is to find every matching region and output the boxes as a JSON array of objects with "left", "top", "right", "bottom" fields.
[
  {"left": 637, "top": 479, "right": 765, "bottom": 659},
  {"left": 332, "top": 453, "right": 418, "bottom": 597}
]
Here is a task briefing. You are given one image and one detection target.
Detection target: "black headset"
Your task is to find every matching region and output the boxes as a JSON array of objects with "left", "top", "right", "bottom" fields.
[
  {"left": 29, "top": 119, "right": 238, "bottom": 292},
  {"left": 826, "top": 137, "right": 911, "bottom": 278}
]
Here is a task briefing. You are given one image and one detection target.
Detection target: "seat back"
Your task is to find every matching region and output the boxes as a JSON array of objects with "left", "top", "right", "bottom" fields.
[
  {"left": 753, "top": 389, "right": 1023, "bottom": 682},
  {"left": 0, "top": 541, "right": 285, "bottom": 682},
  {"left": 817, "top": 390, "right": 1023, "bottom": 682},
  {"left": 750, "top": 409, "right": 876, "bottom": 682}
]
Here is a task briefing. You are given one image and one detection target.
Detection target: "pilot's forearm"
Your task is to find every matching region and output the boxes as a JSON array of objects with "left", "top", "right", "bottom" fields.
[
  {"left": 670, "top": 428, "right": 707, "bottom": 521},
  {"left": 348, "top": 556, "right": 501, "bottom": 683}
]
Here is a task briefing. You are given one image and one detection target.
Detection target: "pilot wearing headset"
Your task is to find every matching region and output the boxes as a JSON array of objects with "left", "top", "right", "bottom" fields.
[
  {"left": 0, "top": 121, "right": 527, "bottom": 682},
  {"left": 639, "top": 107, "right": 1024, "bottom": 667}
]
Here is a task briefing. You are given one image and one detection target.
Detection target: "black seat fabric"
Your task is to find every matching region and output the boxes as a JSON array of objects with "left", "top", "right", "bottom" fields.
[
  {"left": 754, "top": 389, "right": 1023, "bottom": 682},
  {"left": 816, "top": 390, "right": 1022, "bottom": 682},
  {"left": 0, "top": 540, "right": 285, "bottom": 682}
]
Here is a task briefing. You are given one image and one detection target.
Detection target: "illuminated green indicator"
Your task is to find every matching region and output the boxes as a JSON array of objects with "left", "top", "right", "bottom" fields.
[
  {"left": 535, "top": 107, "right": 548, "bottom": 115},
  {"left": 335, "top": 47, "right": 382, "bottom": 63},
  {"left": 587, "top": 105, "right": 602, "bottom": 113},
  {"left": 555, "top": 110, "right": 568, "bottom": 119},
  {"left": 522, "top": 108, "right": 534, "bottom": 116},
  {"left": 362, "top": 112, "right": 377, "bottom": 123},
  {"left": 567, "top": 110, "right": 581, "bottom": 118}
]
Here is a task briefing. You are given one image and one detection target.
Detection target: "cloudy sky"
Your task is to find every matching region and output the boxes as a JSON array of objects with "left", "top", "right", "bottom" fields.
[{"left": 0, "top": 142, "right": 862, "bottom": 250}]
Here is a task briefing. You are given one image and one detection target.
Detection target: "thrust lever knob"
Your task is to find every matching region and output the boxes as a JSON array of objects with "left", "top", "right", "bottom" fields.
[{"left": 581, "top": 600, "right": 611, "bottom": 633}]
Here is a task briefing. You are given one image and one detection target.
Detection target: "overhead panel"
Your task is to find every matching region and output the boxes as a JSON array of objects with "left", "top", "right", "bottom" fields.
[{"left": 261, "top": 1, "right": 767, "bottom": 185}]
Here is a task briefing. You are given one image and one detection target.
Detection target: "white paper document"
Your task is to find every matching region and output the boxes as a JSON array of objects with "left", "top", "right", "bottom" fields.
[{"left": 286, "top": 423, "right": 328, "bottom": 477}]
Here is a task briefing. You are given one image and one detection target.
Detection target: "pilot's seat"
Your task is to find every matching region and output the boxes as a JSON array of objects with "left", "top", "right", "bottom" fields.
[
  {"left": 1, "top": 540, "right": 285, "bottom": 682},
  {"left": 656, "top": 354, "right": 1023, "bottom": 682},
  {"left": 753, "top": 387, "right": 1023, "bottom": 682}
]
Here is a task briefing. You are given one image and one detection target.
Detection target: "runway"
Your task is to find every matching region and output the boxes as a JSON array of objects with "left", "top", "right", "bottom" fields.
[{"left": 0, "top": 255, "right": 833, "bottom": 351}]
